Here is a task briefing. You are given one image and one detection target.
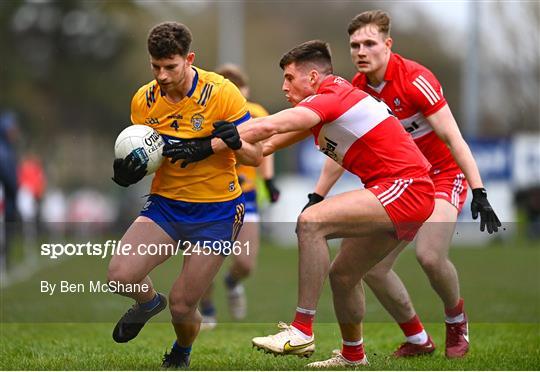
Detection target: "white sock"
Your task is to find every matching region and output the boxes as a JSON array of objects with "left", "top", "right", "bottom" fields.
[
  {"left": 406, "top": 329, "right": 428, "bottom": 344},
  {"left": 342, "top": 338, "right": 363, "bottom": 346},
  {"left": 229, "top": 284, "right": 244, "bottom": 296},
  {"left": 445, "top": 313, "right": 465, "bottom": 324},
  {"left": 296, "top": 306, "right": 316, "bottom": 315},
  {"left": 290, "top": 325, "right": 313, "bottom": 340}
]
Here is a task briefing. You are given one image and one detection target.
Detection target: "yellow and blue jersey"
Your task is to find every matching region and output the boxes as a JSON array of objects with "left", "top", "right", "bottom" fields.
[
  {"left": 236, "top": 101, "right": 269, "bottom": 193},
  {"left": 130, "top": 66, "right": 250, "bottom": 203}
]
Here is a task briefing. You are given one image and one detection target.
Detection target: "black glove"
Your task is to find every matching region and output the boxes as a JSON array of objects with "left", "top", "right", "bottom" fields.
[
  {"left": 112, "top": 152, "right": 147, "bottom": 187},
  {"left": 162, "top": 138, "right": 214, "bottom": 168},
  {"left": 212, "top": 121, "right": 242, "bottom": 150},
  {"left": 296, "top": 192, "right": 325, "bottom": 234},
  {"left": 302, "top": 192, "right": 324, "bottom": 212},
  {"left": 471, "top": 188, "right": 501, "bottom": 234},
  {"left": 264, "top": 178, "right": 280, "bottom": 203}
]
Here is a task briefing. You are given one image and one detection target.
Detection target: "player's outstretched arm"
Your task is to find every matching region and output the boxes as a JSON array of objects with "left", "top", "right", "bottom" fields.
[
  {"left": 234, "top": 140, "right": 263, "bottom": 167},
  {"left": 239, "top": 107, "right": 320, "bottom": 145},
  {"left": 261, "top": 130, "right": 311, "bottom": 156},
  {"left": 209, "top": 107, "right": 319, "bottom": 156},
  {"left": 427, "top": 104, "right": 501, "bottom": 233},
  {"left": 211, "top": 121, "right": 263, "bottom": 166}
]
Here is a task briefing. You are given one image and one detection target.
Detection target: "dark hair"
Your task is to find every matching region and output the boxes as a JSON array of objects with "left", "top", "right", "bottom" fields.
[
  {"left": 279, "top": 40, "right": 333, "bottom": 75},
  {"left": 215, "top": 64, "right": 248, "bottom": 88},
  {"left": 347, "top": 10, "right": 391, "bottom": 36},
  {"left": 147, "top": 22, "right": 192, "bottom": 59}
]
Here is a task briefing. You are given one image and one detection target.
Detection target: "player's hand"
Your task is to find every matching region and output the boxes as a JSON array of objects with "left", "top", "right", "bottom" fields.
[
  {"left": 471, "top": 188, "right": 501, "bottom": 234},
  {"left": 212, "top": 121, "right": 242, "bottom": 150},
  {"left": 112, "top": 153, "right": 147, "bottom": 187},
  {"left": 264, "top": 178, "right": 280, "bottom": 203},
  {"left": 162, "top": 138, "right": 214, "bottom": 168},
  {"left": 302, "top": 192, "right": 324, "bottom": 212},
  {"left": 295, "top": 192, "right": 325, "bottom": 234}
]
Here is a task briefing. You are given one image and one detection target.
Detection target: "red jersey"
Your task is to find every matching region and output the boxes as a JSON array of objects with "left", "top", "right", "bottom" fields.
[
  {"left": 352, "top": 53, "right": 461, "bottom": 176},
  {"left": 298, "top": 75, "right": 430, "bottom": 187}
]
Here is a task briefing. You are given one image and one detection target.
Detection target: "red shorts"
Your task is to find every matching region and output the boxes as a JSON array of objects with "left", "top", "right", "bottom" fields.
[
  {"left": 431, "top": 171, "right": 468, "bottom": 212},
  {"left": 368, "top": 176, "right": 435, "bottom": 241}
]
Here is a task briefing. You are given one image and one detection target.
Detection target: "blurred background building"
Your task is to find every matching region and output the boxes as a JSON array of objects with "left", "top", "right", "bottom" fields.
[{"left": 0, "top": 1, "right": 539, "bottom": 275}]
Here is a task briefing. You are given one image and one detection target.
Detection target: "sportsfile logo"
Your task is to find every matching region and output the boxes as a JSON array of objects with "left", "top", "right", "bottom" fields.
[
  {"left": 40, "top": 240, "right": 251, "bottom": 259},
  {"left": 40, "top": 240, "right": 170, "bottom": 259}
]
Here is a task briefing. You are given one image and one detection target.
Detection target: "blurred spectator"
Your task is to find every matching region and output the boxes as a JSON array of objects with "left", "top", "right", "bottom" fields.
[
  {"left": 0, "top": 111, "right": 20, "bottom": 270},
  {"left": 41, "top": 188, "right": 68, "bottom": 239},
  {"left": 67, "top": 189, "right": 117, "bottom": 236},
  {"left": 17, "top": 154, "right": 47, "bottom": 224}
]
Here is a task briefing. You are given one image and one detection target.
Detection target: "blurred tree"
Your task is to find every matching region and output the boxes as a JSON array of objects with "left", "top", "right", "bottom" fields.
[
  {"left": 0, "top": 1, "right": 536, "bottom": 187},
  {"left": 0, "top": 0, "right": 139, "bottom": 134},
  {"left": 478, "top": 1, "right": 540, "bottom": 135},
  {"left": 0, "top": 0, "right": 144, "bottom": 188}
]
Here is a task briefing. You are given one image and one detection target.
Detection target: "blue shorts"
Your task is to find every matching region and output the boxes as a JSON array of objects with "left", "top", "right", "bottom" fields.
[
  {"left": 243, "top": 190, "right": 259, "bottom": 223},
  {"left": 244, "top": 190, "right": 258, "bottom": 215},
  {"left": 140, "top": 194, "right": 245, "bottom": 245}
]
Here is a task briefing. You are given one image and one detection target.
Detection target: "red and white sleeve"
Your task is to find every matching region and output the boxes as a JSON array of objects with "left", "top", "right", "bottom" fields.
[
  {"left": 409, "top": 70, "right": 447, "bottom": 117},
  {"left": 297, "top": 93, "right": 342, "bottom": 124}
]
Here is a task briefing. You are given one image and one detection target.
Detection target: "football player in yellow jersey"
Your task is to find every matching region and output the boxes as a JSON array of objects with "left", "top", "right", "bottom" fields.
[
  {"left": 198, "top": 65, "right": 281, "bottom": 329},
  {"left": 107, "top": 22, "right": 262, "bottom": 369}
]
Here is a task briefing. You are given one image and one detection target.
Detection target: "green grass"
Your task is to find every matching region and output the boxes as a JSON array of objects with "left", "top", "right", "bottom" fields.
[
  {"left": 1, "top": 239, "right": 539, "bottom": 369},
  {"left": 1, "top": 323, "right": 538, "bottom": 370}
]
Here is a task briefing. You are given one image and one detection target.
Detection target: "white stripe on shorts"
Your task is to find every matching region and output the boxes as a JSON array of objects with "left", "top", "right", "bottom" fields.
[
  {"left": 451, "top": 174, "right": 465, "bottom": 207},
  {"left": 378, "top": 179, "right": 414, "bottom": 207}
]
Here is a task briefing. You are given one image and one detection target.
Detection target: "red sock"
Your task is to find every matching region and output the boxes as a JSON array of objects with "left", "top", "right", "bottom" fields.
[
  {"left": 291, "top": 308, "right": 314, "bottom": 336},
  {"left": 445, "top": 298, "right": 464, "bottom": 318},
  {"left": 398, "top": 314, "right": 425, "bottom": 337},
  {"left": 341, "top": 340, "right": 364, "bottom": 362}
]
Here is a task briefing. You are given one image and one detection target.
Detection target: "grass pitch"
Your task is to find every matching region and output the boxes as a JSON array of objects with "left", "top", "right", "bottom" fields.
[
  {"left": 1, "top": 322, "right": 538, "bottom": 370},
  {"left": 1, "top": 239, "right": 539, "bottom": 370}
]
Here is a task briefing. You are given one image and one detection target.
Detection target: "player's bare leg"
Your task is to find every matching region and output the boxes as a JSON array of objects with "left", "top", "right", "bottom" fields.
[
  {"left": 416, "top": 199, "right": 460, "bottom": 308},
  {"left": 296, "top": 189, "right": 394, "bottom": 311},
  {"left": 415, "top": 199, "right": 469, "bottom": 358},
  {"left": 363, "top": 244, "right": 435, "bottom": 357},
  {"left": 163, "top": 251, "right": 225, "bottom": 367},
  {"left": 199, "top": 282, "right": 217, "bottom": 330},
  {"left": 252, "top": 189, "right": 395, "bottom": 357},
  {"left": 229, "top": 221, "right": 259, "bottom": 283},
  {"left": 108, "top": 216, "right": 174, "bottom": 302},
  {"left": 333, "top": 236, "right": 405, "bottom": 332},
  {"left": 108, "top": 216, "right": 174, "bottom": 343},
  {"left": 364, "top": 245, "right": 414, "bottom": 322},
  {"left": 307, "top": 235, "right": 404, "bottom": 368},
  {"left": 226, "top": 221, "right": 259, "bottom": 319},
  {"left": 199, "top": 221, "right": 259, "bottom": 328}
]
